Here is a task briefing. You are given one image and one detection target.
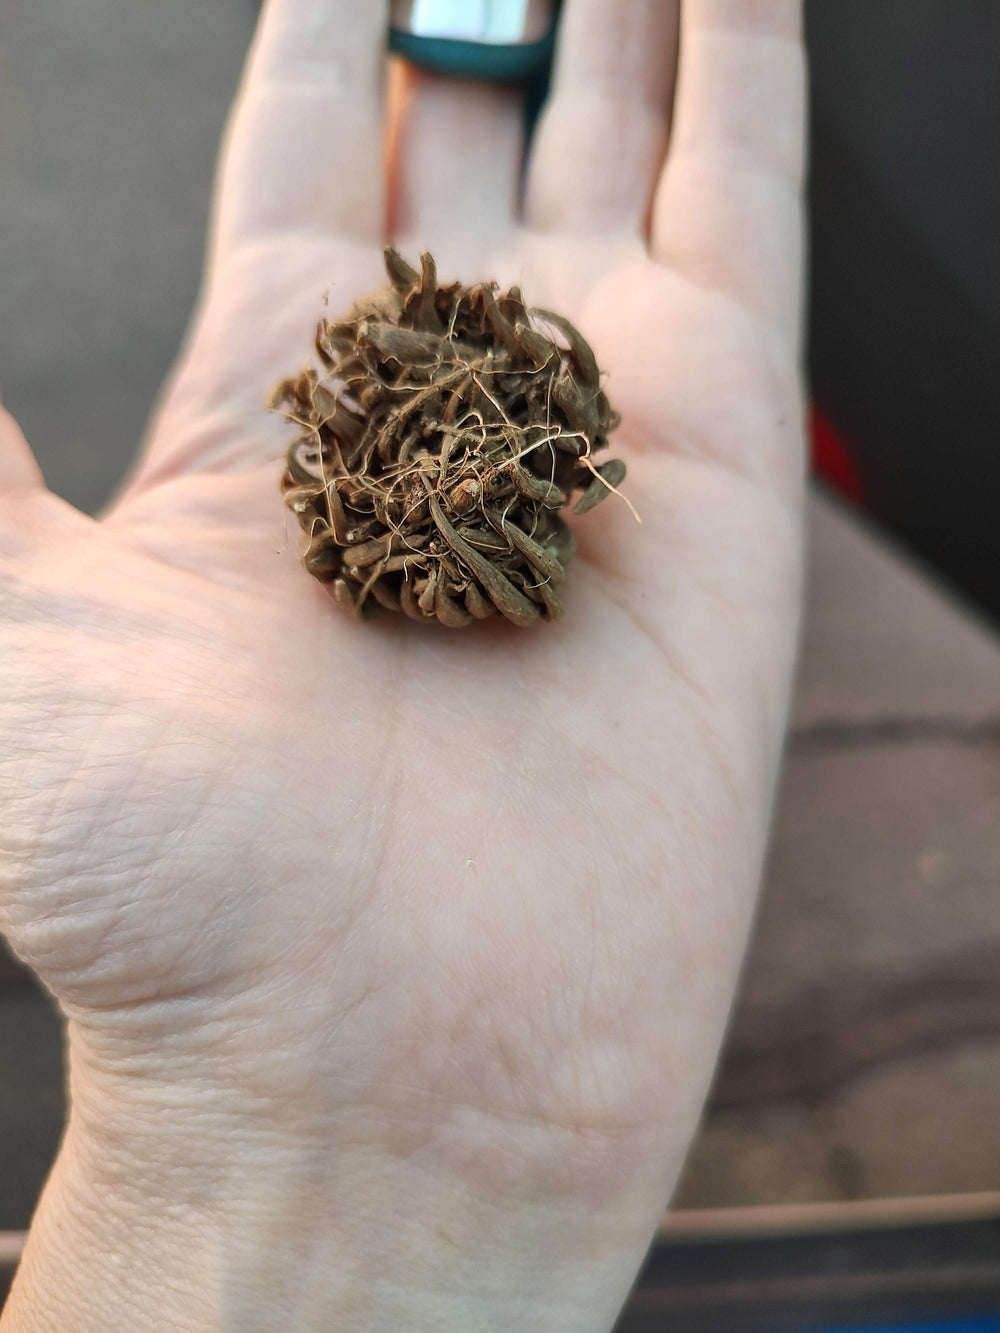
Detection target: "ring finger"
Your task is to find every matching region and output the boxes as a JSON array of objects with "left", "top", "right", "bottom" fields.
[{"left": 388, "top": 62, "right": 526, "bottom": 271}]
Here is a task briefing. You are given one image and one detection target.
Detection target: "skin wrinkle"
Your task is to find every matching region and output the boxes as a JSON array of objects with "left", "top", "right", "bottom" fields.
[
  {"left": 84, "top": 947, "right": 641, "bottom": 1180},
  {"left": 574, "top": 299, "right": 802, "bottom": 492},
  {"left": 671, "top": 96, "right": 805, "bottom": 183},
  {"left": 574, "top": 562, "right": 745, "bottom": 809},
  {"left": 8, "top": 682, "right": 278, "bottom": 997},
  {"left": 655, "top": 170, "right": 804, "bottom": 325},
  {"left": 632, "top": 410, "right": 801, "bottom": 507},
  {"left": 104, "top": 483, "right": 296, "bottom": 587},
  {"left": 6, "top": 565, "right": 257, "bottom": 663}
]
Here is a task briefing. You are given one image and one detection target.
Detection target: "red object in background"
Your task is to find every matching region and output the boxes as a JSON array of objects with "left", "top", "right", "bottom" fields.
[{"left": 810, "top": 405, "right": 865, "bottom": 503}]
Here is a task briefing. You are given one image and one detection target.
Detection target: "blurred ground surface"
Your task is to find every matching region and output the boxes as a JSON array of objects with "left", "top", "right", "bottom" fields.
[
  {"left": 2, "top": 0, "right": 999, "bottom": 1235},
  {"left": 0, "top": 0, "right": 254, "bottom": 513},
  {"left": 676, "top": 497, "right": 1000, "bottom": 1207}
]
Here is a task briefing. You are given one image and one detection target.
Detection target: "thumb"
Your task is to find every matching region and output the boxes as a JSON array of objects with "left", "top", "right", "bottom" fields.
[{"left": 0, "top": 398, "right": 45, "bottom": 493}]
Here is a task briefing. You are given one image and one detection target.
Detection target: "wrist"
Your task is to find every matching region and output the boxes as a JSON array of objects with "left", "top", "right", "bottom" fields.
[{"left": 3, "top": 1025, "right": 675, "bottom": 1333}]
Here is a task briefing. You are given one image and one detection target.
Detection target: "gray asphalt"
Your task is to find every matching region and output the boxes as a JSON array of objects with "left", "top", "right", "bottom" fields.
[{"left": 0, "top": 0, "right": 255, "bottom": 514}]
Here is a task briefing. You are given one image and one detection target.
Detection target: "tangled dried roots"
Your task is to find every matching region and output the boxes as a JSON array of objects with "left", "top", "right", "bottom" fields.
[{"left": 275, "top": 248, "right": 625, "bottom": 628}]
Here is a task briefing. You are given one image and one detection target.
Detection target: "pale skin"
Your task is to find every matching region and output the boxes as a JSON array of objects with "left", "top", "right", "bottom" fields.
[{"left": 0, "top": 1, "right": 805, "bottom": 1328}]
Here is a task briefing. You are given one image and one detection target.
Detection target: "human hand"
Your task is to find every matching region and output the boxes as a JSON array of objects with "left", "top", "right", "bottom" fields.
[{"left": 0, "top": 2, "right": 805, "bottom": 1329}]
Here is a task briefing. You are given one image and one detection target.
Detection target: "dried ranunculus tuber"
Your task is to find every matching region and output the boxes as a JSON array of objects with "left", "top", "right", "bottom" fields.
[{"left": 274, "top": 248, "right": 625, "bottom": 628}]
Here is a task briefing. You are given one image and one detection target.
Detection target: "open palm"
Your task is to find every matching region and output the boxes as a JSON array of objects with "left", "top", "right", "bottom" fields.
[{"left": 1, "top": 2, "right": 805, "bottom": 1329}]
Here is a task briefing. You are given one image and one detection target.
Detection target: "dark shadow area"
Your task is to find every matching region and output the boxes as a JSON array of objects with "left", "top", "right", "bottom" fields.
[
  {"left": 0, "top": 967, "right": 64, "bottom": 1231},
  {"left": 807, "top": 0, "right": 1000, "bottom": 624},
  {"left": 617, "top": 1217, "right": 1000, "bottom": 1331}
]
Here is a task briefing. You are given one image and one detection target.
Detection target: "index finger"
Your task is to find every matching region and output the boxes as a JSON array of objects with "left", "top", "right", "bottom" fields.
[{"left": 210, "top": 1, "right": 389, "bottom": 257}]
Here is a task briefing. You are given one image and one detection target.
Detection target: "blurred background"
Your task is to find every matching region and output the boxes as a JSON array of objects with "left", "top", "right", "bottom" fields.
[{"left": 2, "top": 1, "right": 999, "bottom": 1327}]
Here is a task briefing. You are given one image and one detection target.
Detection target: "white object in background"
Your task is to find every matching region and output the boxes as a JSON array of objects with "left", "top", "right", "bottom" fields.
[{"left": 391, "top": 0, "right": 553, "bottom": 45}]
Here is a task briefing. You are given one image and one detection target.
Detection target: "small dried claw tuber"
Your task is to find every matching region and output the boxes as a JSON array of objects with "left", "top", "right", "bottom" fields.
[{"left": 275, "top": 249, "right": 625, "bottom": 628}]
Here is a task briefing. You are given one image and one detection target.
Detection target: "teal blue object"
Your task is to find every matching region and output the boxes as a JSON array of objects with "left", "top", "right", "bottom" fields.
[
  {"left": 388, "top": 28, "right": 556, "bottom": 82},
  {"left": 822, "top": 1320, "right": 1000, "bottom": 1332}
]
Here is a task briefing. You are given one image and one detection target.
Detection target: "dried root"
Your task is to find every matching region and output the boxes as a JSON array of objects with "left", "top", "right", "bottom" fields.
[{"left": 274, "top": 249, "right": 625, "bottom": 628}]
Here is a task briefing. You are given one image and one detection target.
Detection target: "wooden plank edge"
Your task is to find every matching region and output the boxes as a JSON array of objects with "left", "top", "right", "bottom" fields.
[{"left": 658, "top": 1192, "right": 1000, "bottom": 1241}]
